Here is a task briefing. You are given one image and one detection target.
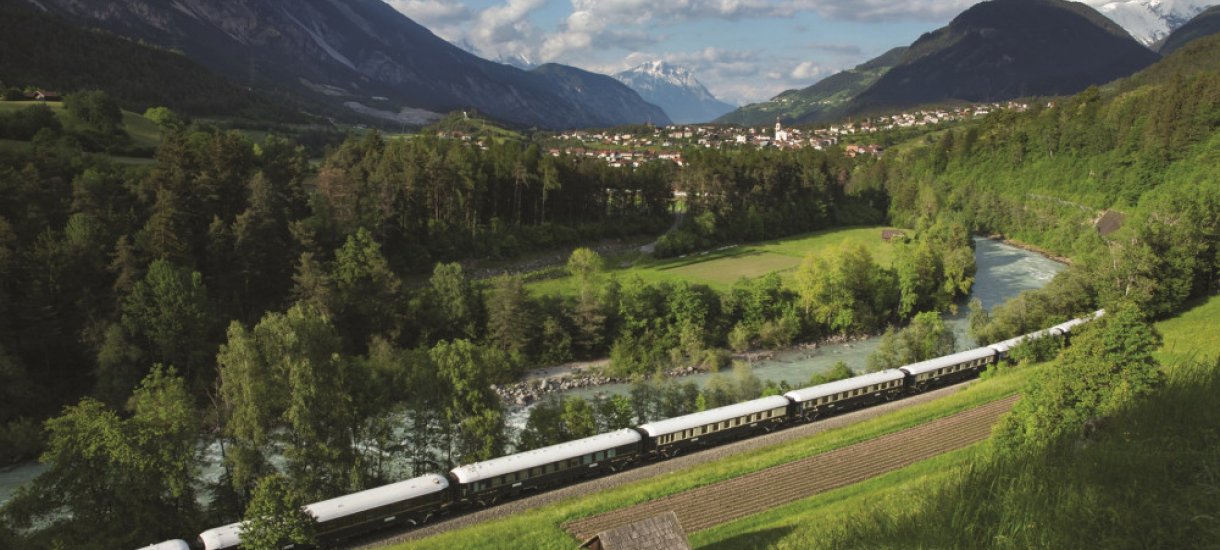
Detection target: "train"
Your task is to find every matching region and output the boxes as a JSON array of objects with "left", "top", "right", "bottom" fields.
[{"left": 141, "top": 310, "right": 1103, "bottom": 550}]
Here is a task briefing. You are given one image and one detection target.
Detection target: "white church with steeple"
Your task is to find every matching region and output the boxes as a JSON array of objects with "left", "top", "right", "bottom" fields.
[{"left": 774, "top": 118, "right": 790, "bottom": 143}]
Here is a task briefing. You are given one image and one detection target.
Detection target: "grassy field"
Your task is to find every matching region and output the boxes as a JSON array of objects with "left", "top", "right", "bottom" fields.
[
  {"left": 393, "top": 360, "right": 1038, "bottom": 549},
  {"left": 528, "top": 225, "right": 900, "bottom": 296},
  {"left": 1154, "top": 295, "right": 1220, "bottom": 366},
  {"left": 690, "top": 445, "right": 983, "bottom": 549},
  {"left": 0, "top": 100, "right": 163, "bottom": 149}
]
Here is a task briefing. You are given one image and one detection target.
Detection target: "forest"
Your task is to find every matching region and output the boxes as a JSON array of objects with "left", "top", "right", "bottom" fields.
[{"left": 1, "top": 36, "right": 1219, "bottom": 548}]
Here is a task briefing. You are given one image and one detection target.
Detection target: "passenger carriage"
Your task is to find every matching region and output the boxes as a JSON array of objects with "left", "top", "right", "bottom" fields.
[
  {"left": 784, "top": 369, "right": 906, "bottom": 421},
  {"left": 305, "top": 474, "right": 450, "bottom": 542},
  {"left": 449, "top": 429, "right": 642, "bottom": 506},
  {"left": 900, "top": 347, "right": 997, "bottom": 390},
  {"left": 637, "top": 395, "right": 790, "bottom": 458},
  {"left": 198, "top": 522, "right": 243, "bottom": 550}
]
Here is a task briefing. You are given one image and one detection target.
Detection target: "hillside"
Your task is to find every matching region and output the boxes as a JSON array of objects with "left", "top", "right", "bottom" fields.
[
  {"left": 848, "top": 0, "right": 1161, "bottom": 113},
  {"left": 1155, "top": 4, "right": 1220, "bottom": 54},
  {"left": 29, "top": 0, "right": 667, "bottom": 129},
  {"left": 1119, "top": 32, "right": 1220, "bottom": 90},
  {"left": 530, "top": 64, "right": 672, "bottom": 127},
  {"left": 0, "top": 1, "right": 306, "bottom": 122},
  {"left": 717, "top": 47, "right": 906, "bottom": 126}
]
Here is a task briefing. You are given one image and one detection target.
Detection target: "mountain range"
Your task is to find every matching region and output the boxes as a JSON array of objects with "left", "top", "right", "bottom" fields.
[
  {"left": 1155, "top": 4, "right": 1220, "bottom": 52},
  {"left": 720, "top": 0, "right": 1164, "bottom": 124},
  {"left": 612, "top": 61, "right": 736, "bottom": 124},
  {"left": 847, "top": 0, "right": 1161, "bottom": 112},
  {"left": 23, "top": 0, "right": 668, "bottom": 129}
]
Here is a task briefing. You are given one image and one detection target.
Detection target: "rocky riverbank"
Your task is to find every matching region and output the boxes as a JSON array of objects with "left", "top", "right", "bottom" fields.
[
  {"left": 494, "top": 332, "right": 877, "bottom": 407},
  {"left": 494, "top": 363, "right": 709, "bottom": 407}
]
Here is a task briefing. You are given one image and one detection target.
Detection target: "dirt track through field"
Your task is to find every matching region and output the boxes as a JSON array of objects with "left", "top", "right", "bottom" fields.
[{"left": 564, "top": 395, "right": 1018, "bottom": 540}]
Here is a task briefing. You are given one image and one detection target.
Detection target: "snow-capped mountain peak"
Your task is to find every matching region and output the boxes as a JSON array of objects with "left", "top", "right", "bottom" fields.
[
  {"left": 615, "top": 61, "right": 718, "bottom": 103},
  {"left": 1088, "top": 0, "right": 1215, "bottom": 45},
  {"left": 613, "top": 61, "right": 733, "bottom": 124}
]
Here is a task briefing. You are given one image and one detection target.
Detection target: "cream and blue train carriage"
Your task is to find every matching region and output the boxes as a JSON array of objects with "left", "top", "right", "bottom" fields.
[
  {"left": 199, "top": 521, "right": 243, "bottom": 550},
  {"left": 638, "top": 395, "right": 790, "bottom": 457},
  {"left": 784, "top": 369, "right": 906, "bottom": 420},
  {"left": 900, "top": 346, "right": 998, "bottom": 390},
  {"left": 305, "top": 473, "right": 450, "bottom": 542},
  {"left": 450, "top": 429, "right": 642, "bottom": 505}
]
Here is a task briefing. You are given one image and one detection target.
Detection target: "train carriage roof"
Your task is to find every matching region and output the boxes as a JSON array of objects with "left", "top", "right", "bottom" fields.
[
  {"left": 637, "top": 395, "right": 791, "bottom": 437},
  {"left": 139, "top": 540, "right": 192, "bottom": 550},
  {"left": 987, "top": 329, "right": 1049, "bottom": 353},
  {"left": 1050, "top": 318, "right": 1085, "bottom": 334},
  {"left": 900, "top": 346, "right": 996, "bottom": 377},
  {"left": 199, "top": 522, "right": 243, "bottom": 550},
  {"left": 306, "top": 474, "right": 449, "bottom": 523},
  {"left": 784, "top": 369, "right": 906, "bottom": 403},
  {"left": 451, "top": 429, "right": 642, "bottom": 484}
]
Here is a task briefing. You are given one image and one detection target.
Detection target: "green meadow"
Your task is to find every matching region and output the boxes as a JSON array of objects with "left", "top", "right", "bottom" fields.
[{"left": 528, "top": 225, "right": 901, "bottom": 296}]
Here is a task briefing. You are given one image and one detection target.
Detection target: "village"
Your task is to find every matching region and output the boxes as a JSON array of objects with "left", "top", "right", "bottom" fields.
[{"left": 524, "top": 101, "right": 1031, "bottom": 168}]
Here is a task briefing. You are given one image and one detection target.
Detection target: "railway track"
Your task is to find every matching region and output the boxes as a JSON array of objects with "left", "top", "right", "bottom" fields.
[{"left": 356, "top": 383, "right": 1007, "bottom": 548}]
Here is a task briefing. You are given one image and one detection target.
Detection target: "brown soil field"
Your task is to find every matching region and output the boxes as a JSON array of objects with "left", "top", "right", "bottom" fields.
[{"left": 564, "top": 395, "right": 1017, "bottom": 539}]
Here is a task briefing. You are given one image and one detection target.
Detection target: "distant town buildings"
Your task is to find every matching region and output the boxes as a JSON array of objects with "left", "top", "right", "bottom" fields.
[{"left": 434, "top": 101, "right": 1029, "bottom": 168}]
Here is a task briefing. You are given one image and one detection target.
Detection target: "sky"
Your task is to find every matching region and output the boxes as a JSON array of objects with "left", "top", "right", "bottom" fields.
[{"left": 385, "top": 1, "right": 1145, "bottom": 106}]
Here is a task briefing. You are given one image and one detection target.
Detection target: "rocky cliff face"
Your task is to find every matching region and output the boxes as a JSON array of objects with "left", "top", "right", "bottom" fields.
[{"left": 28, "top": 0, "right": 662, "bottom": 129}]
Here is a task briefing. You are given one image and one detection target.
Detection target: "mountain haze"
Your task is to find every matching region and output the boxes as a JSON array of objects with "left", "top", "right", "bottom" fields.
[
  {"left": 847, "top": 0, "right": 1161, "bottom": 114},
  {"left": 24, "top": 0, "right": 662, "bottom": 129},
  {"left": 613, "top": 61, "right": 735, "bottom": 124}
]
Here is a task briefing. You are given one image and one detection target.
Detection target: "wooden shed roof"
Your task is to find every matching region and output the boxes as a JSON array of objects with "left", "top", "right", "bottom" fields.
[{"left": 580, "top": 511, "right": 690, "bottom": 550}]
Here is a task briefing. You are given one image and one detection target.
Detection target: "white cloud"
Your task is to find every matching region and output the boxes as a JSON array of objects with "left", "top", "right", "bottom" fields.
[
  {"left": 786, "top": 0, "right": 979, "bottom": 22},
  {"left": 386, "top": 0, "right": 473, "bottom": 41},
  {"left": 790, "top": 61, "right": 822, "bottom": 80},
  {"left": 467, "top": 0, "right": 548, "bottom": 62}
]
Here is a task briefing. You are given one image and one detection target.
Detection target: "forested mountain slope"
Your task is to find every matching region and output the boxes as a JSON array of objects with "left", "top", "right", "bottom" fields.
[
  {"left": 848, "top": 0, "right": 1161, "bottom": 113},
  {"left": 0, "top": 2, "right": 305, "bottom": 122}
]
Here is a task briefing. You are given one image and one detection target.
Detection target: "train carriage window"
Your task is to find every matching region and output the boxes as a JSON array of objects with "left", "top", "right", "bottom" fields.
[
  {"left": 595, "top": 451, "right": 605, "bottom": 461},
  {"left": 608, "top": 448, "right": 616, "bottom": 458},
  {"left": 583, "top": 454, "right": 593, "bottom": 465}
]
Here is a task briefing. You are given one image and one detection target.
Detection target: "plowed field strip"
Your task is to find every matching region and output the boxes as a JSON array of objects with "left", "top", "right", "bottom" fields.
[{"left": 564, "top": 395, "right": 1017, "bottom": 539}]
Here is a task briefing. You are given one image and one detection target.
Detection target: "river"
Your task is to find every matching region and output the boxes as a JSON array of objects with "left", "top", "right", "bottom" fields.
[
  {"left": 505, "top": 237, "right": 1064, "bottom": 427},
  {"left": 0, "top": 238, "right": 1063, "bottom": 506}
]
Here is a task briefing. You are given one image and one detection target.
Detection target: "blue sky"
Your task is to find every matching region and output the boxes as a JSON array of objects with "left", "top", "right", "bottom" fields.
[{"left": 385, "top": 0, "right": 985, "bottom": 105}]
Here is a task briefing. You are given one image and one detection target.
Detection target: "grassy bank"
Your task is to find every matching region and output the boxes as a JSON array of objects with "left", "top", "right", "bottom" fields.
[
  {"left": 528, "top": 225, "right": 901, "bottom": 296},
  {"left": 394, "top": 358, "right": 1038, "bottom": 549}
]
